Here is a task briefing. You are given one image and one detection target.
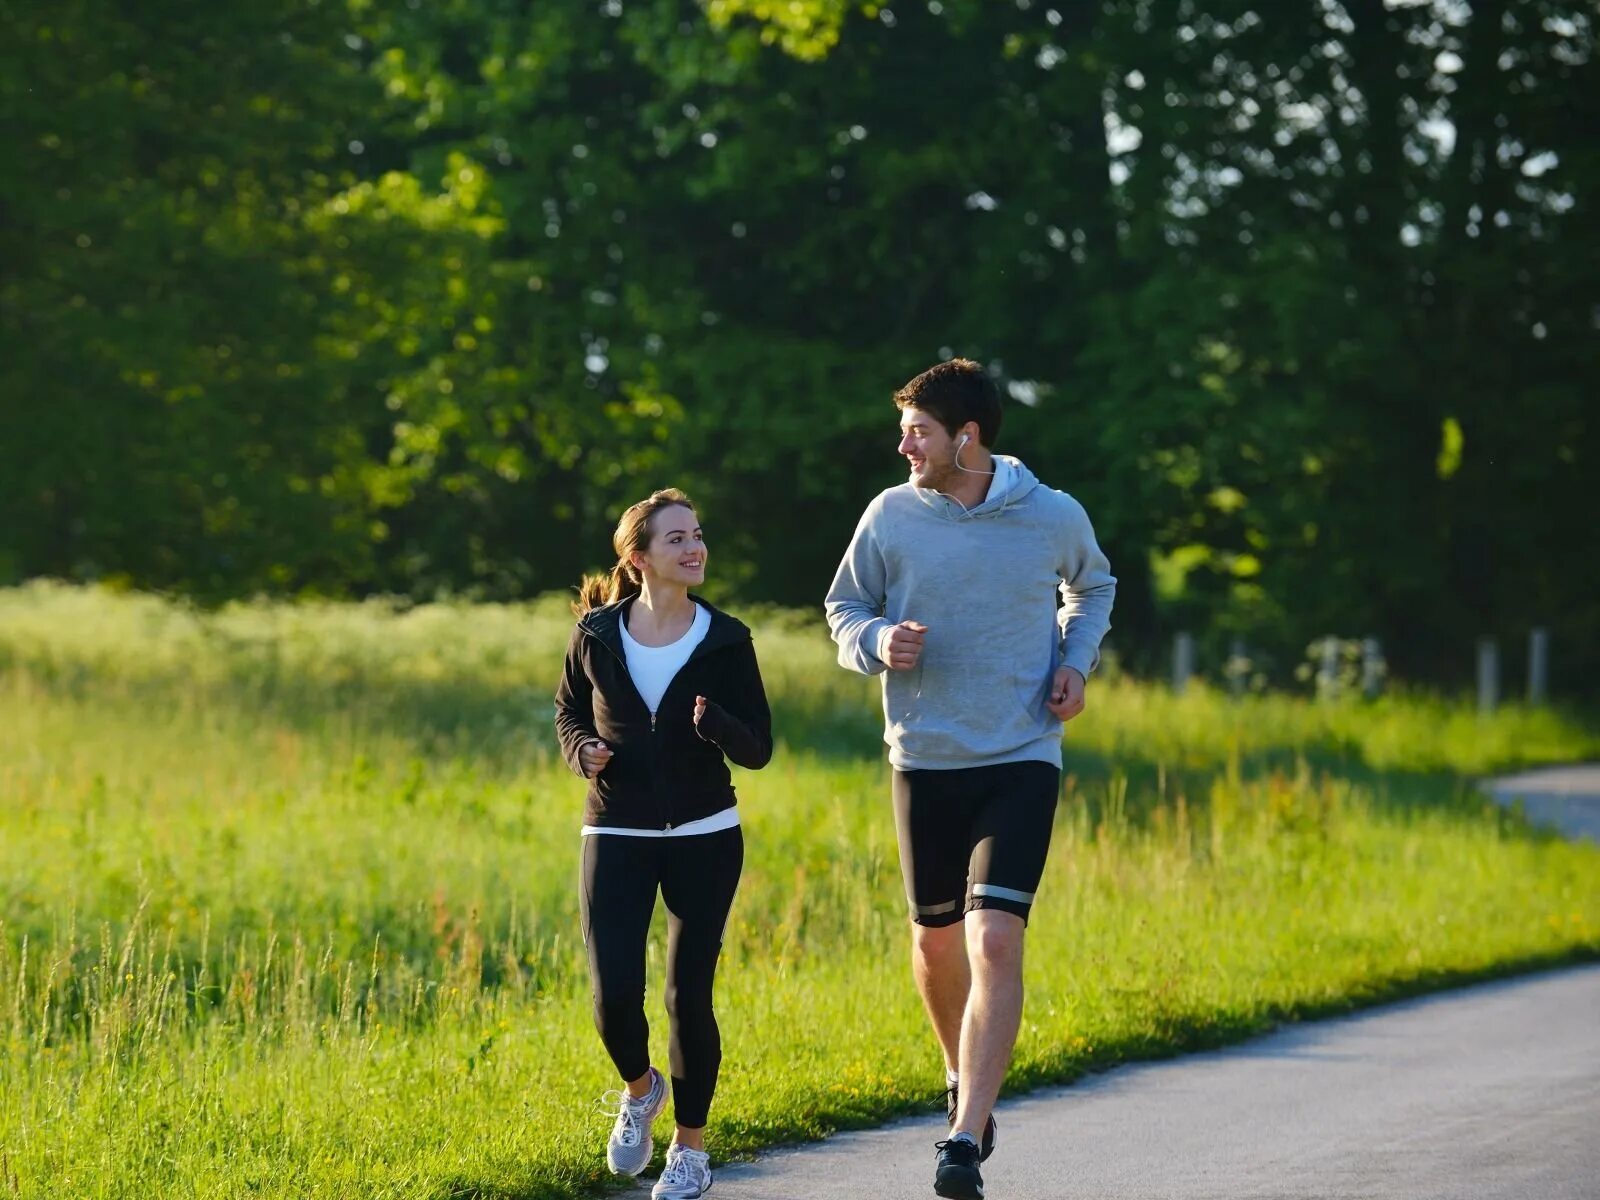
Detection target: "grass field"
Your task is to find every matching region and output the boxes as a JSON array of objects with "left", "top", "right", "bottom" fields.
[{"left": 1, "top": 581, "right": 1597, "bottom": 1198}]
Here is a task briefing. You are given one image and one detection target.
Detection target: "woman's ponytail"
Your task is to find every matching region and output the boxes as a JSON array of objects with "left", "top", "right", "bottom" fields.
[{"left": 573, "top": 560, "right": 642, "bottom": 615}]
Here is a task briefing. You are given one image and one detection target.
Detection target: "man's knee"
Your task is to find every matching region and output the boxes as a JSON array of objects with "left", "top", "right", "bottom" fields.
[
  {"left": 965, "top": 911, "right": 1024, "bottom": 973},
  {"left": 912, "top": 919, "right": 966, "bottom": 962}
]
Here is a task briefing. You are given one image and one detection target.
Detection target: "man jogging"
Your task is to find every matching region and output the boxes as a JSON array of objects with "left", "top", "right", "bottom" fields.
[{"left": 825, "top": 359, "right": 1115, "bottom": 1200}]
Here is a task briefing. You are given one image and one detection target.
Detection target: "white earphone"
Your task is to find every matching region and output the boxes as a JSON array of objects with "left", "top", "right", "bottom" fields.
[{"left": 951, "top": 430, "right": 993, "bottom": 482}]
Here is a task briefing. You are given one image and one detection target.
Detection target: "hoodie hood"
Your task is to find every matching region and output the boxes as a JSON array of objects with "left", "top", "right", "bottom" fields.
[{"left": 912, "top": 454, "right": 1041, "bottom": 521}]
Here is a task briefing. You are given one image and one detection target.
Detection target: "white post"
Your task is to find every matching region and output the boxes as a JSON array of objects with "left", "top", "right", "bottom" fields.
[
  {"left": 1173, "top": 632, "right": 1194, "bottom": 695},
  {"left": 1361, "top": 637, "right": 1383, "bottom": 699},
  {"left": 1477, "top": 638, "right": 1499, "bottom": 715},
  {"left": 1528, "top": 628, "right": 1549, "bottom": 705},
  {"left": 1318, "top": 637, "right": 1339, "bottom": 699},
  {"left": 1228, "top": 636, "right": 1247, "bottom": 697}
]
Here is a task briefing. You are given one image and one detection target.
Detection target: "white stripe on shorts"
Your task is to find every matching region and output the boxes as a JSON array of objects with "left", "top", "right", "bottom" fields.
[{"left": 970, "top": 882, "right": 1035, "bottom": 905}]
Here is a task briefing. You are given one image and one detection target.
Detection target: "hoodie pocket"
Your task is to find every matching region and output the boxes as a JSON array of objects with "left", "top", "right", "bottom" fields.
[
  {"left": 886, "top": 661, "right": 934, "bottom": 749},
  {"left": 1015, "top": 637, "right": 1063, "bottom": 716},
  {"left": 893, "top": 659, "right": 925, "bottom": 726}
]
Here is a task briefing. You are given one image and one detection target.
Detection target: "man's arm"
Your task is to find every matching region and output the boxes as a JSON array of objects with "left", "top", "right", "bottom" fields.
[
  {"left": 1056, "top": 498, "right": 1116, "bottom": 682},
  {"left": 825, "top": 502, "right": 896, "bottom": 676}
]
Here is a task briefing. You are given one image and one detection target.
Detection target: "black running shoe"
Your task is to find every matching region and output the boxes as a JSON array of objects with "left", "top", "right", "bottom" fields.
[
  {"left": 934, "top": 1135, "right": 984, "bottom": 1200},
  {"left": 944, "top": 1085, "right": 997, "bottom": 1162}
]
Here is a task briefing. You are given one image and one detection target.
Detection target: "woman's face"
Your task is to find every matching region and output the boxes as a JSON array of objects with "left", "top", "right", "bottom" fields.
[{"left": 633, "top": 505, "right": 706, "bottom": 589}]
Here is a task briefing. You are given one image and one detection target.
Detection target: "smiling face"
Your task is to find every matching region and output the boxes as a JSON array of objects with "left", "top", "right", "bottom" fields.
[
  {"left": 898, "top": 406, "right": 971, "bottom": 492},
  {"left": 631, "top": 504, "right": 706, "bottom": 588}
]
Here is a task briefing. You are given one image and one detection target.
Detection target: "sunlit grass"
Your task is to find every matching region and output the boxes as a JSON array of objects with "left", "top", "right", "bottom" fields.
[{"left": 1, "top": 582, "right": 1596, "bottom": 1198}]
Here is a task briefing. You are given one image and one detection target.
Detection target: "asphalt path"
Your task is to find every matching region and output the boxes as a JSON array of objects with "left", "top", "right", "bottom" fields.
[
  {"left": 700, "top": 765, "right": 1600, "bottom": 1199},
  {"left": 1485, "top": 763, "right": 1600, "bottom": 842},
  {"left": 712, "top": 965, "right": 1599, "bottom": 1199}
]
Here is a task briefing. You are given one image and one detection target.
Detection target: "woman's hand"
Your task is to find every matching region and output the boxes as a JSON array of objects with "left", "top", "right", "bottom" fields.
[
  {"left": 579, "top": 739, "right": 614, "bottom": 778},
  {"left": 693, "top": 695, "right": 709, "bottom": 727}
]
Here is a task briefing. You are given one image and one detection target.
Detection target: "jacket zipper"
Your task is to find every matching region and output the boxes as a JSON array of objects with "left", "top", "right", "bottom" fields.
[
  {"left": 650, "top": 708, "right": 672, "bottom": 830},
  {"left": 584, "top": 605, "right": 744, "bottom": 834},
  {"left": 590, "top": 635, "right": 670, "bottom": 829}
]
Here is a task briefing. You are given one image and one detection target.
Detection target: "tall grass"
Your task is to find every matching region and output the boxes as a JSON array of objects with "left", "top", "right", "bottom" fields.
[{"left": 0, "top": 582, "right": 1596, "bottom": 1198}]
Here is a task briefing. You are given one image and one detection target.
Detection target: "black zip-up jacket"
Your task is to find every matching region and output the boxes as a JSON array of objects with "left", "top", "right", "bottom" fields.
[{"left": 554, "top": 595, "right": 773, "bottom": 830}]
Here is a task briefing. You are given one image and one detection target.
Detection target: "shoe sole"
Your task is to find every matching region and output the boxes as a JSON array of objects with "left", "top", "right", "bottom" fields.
[
  {"left": 608, "top": 1148, "right": 656, "bottom": 1178},
  {"left": 652, "top": 1178, "right": 712, "bottom": 1200},
  {"left": 649, "top": 1171, "right": 713, "bottom": 1196},
  {"left": 934, "top": 1167, "right": 983, "bottom": 1200}
]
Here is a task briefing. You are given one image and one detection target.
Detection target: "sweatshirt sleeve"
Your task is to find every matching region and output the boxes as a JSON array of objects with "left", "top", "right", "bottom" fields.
[
  {"left": 1056, "top": 497, "right": 1117, "bottom": 680},
  {"left": 553, "top": 624, "right": 600, "bottom": 777},
  {"left": 824, "top": 498, "right": 895, "bottom": 676},
  {"left": 694, "top": 635, "right": 774, "bottom": 770}
]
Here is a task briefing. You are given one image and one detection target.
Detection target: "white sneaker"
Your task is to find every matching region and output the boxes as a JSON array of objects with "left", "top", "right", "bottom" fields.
[
  {"left": 652, "top": 1143, "right": 712, "bottom": 1199},
  {"left": 601, "top": 1067, "right": 668, "bottom": 1176}
]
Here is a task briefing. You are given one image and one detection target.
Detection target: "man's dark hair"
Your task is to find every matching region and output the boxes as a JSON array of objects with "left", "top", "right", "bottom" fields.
[{"left": 892, "top": 359, "right": 1002, "bottom": 447}]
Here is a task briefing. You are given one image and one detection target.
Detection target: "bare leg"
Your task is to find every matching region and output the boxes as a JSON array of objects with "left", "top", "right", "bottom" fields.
[
  {"left": 671, "top": 1125, "right": 705, "bottom": 1151},
  {"left": 951, "top": 909, "right": 1025, "bottom": 1138},
  {"left": 912, "top": 920, "right": 971, "bottom": 1072},
  {"left": 624, "top": 1070, "right": 654, "bottom": 1100}
]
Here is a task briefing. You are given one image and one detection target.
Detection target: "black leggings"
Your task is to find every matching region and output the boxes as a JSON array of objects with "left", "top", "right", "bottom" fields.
[{"left": 579, "top": 825, "right": 743, "bottom": 1129}]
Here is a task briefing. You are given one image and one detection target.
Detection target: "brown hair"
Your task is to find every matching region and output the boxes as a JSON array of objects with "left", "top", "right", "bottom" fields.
[
  {"left": 893, "top": 358, "right": 1002, "bottom": 447},
  {"left": 573, "top": 488, "right": 698, "bottom": 614}
]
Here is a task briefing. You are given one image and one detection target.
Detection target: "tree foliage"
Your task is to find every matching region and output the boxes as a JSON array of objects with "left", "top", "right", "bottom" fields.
[{"left": 2, "top": 0, "right": 1594, "bottom": 689}]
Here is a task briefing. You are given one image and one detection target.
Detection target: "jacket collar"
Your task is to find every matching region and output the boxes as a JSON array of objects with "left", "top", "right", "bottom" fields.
[{"left": 577, "top": 593, "right": 748, "bottom": 661}]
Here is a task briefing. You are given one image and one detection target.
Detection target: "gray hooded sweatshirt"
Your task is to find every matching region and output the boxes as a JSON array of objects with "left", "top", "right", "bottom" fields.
[{"left": 825, "top": 455, "right": 1115, "bottom": 771}]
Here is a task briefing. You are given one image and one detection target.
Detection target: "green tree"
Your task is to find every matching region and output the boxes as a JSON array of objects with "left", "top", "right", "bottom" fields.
[
  {"left": 4, "top": 0, "right": 1593, "bottom": 692},
  {"left": 0, "top": 2, "right": 382, "bottom": 596}
]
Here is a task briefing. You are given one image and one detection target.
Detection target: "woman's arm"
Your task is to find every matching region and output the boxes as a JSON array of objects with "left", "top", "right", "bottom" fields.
[
  {"left": 553, "top": 625, "right": 601, "bottom": 778},
  {"left": 693, "top": 637, "right": 773, "bottom": 770}
]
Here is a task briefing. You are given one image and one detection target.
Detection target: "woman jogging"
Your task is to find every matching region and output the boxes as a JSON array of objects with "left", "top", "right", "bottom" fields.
[{"left": 555, "top": 487, "right": 772, "bottom": 1200}]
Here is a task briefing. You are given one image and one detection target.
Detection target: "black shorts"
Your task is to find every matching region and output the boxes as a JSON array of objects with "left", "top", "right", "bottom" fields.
[{"left": 891, "top": 759, "right": 1061, "bottom": 927}]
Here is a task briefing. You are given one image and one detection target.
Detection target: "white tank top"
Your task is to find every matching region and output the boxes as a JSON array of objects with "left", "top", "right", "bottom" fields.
[{"left": 618, "top": 601, "right": 711, "bottom": 716}]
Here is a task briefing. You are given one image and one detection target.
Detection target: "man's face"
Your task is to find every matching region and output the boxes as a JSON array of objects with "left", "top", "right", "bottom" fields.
[{"left": 898, "top": 407, "right": 961, "bottom": 491}]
